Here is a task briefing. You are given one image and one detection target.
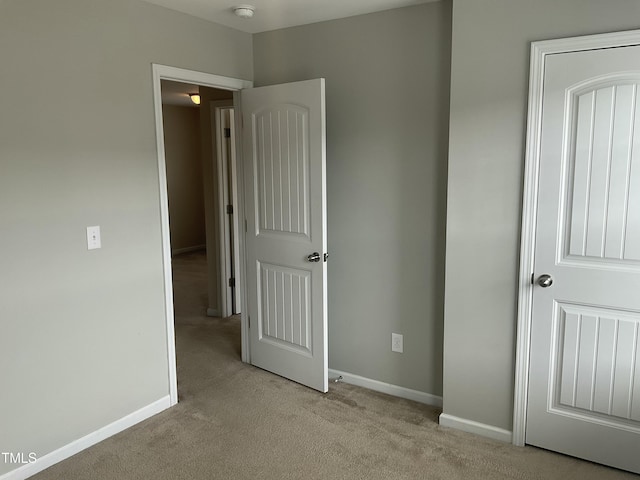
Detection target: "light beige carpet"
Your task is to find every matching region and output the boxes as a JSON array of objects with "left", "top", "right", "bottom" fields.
[{"left": 33, "top": 251, "right": 636, "bottom": 480}]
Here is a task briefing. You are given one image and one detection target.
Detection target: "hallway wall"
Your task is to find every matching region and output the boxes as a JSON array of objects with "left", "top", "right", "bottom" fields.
[{"left": 162, "top": 104, "right": 206, "bottom": 254}]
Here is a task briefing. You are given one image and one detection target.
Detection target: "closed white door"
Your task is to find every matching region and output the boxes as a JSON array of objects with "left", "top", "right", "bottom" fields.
[
  {"left": 527, "top": 45, "right": 640, "bottom": 473},
  {"left": 241, "top": 79, "right": 328, "bottom": 393}
]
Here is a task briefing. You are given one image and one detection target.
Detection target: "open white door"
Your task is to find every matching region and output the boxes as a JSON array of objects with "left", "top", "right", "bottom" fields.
[
  {"left": 526, "top": 44, "right": 640, "bottom": 473},
  {"left": 241, "top": 79, "right": 328, "bottom": 393}
]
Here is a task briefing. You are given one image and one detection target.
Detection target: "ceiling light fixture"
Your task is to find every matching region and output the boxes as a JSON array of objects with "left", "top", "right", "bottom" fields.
[
  {"left": 233, "top": 4, "right": 255, "bottom": 19},
  {"left": 189, "top": 94, "right": 201, "bottom": 105}
]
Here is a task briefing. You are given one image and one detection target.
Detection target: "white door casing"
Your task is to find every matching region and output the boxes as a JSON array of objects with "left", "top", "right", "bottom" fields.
[
  {"left": 213, "top": 102, "right": 243, "bottom": 317},
  {"left": 241, "top": 79, "right": 328, "bottom": 393},
  {"left": 152, "top": 65, "right": 253, "bottom": 406},
  {"left": 516, "top": 32, "right": 640, "bottom": 474},
  {"left": 213, "top": 101, "right": 236, "bottom": 318}
]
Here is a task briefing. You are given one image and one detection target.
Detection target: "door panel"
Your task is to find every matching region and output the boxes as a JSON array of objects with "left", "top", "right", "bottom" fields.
[
  {"left": 242, "top": 79, "right": 328, "bottom": 393},
  {"left": 259, "top": 262, "right": 311, "bottom": 353},
  {"left": 563, "top": 80, "right": 640, "bottom": 264},
  {"left": 527, "top": 45, "right": 640, "bottom": 473},
  {"left": 555, "top": 304, "right": 640, "bottom": 422},
  {"left": 254, "top": 104, "right": 310, "bottom": 237}
]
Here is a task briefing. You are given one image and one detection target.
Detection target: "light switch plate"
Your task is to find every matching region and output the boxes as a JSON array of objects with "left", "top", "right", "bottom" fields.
[
  {"left": 87, "top": 226, "right": 101, "bottom": 250},
  {"left": 392, "top": 333, "right": 403, "bottom": 353}
]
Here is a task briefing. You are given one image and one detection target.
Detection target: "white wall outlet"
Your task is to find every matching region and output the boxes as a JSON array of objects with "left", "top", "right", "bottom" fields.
[
  {"left": 391, "top": 333, "right": 403, "bottom": 353},
  {"left": 87, "top": 226, "right": 101, "bottom": 250}
]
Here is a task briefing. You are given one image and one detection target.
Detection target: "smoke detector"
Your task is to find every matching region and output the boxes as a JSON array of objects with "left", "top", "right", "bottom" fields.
[{"left": 233, "top": 4, "right": 255, "bottom": 19}]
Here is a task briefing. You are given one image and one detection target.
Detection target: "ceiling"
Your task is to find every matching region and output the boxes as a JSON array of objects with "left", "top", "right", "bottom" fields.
[
  {"left": 142, "top": 0, "right": 436, "bottom": 34},
  {"left": 161, "top": 80, "right": 200, "bottom": 107}
]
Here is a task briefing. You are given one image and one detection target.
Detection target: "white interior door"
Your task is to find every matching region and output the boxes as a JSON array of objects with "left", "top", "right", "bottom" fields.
[
  {"left": 527, "top": 45, "right": 640, "bottom": 473},
  {"left": 241, "top": 79, "right": 328, "bottom": 393}
]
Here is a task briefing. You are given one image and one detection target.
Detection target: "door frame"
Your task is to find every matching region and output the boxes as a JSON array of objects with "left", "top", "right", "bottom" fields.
[
  {"left": 151, "top": 64, "right": 253, "bottom": 405},
  {"left": 513, "top": 29, "right": 640, "bottom": 447}
]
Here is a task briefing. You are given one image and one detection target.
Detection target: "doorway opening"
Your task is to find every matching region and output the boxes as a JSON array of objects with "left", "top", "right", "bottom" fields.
[
  {"left": 152, "top": 65, "right": 253, "bottom": 405},
  {"left": 153, "top": 65, "right": 330, "bottom": 401},
  {"left": 160, "top": 82, "right": 242, "bottom": 315}
]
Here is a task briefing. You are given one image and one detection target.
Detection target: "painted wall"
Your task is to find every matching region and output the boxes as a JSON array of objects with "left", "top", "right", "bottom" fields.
[
  {"left": 0, "top": 0, "right": 252, "bottom": 476},
  {"left": 444, "top": 0, "right": 640, "bottom": 431},
  {"left": 162, "top": 104, "right": 206, "bottom": 254},
  {"left": 253, "top": 2, "right": 452, "bottom": 396}
]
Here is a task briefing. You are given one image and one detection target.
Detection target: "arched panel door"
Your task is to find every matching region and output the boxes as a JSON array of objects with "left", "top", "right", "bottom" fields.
[
  {"left": 528, "top": 45, "right": 640, "bottom": 474},
  {"left": 241, "top": 79, "right": 328, "bottom": 393}
]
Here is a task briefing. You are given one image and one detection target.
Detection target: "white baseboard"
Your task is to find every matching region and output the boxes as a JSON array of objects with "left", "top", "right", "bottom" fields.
[
  {"left": 328, "top": 368, "right": 443, "bottom": 408},
  {"left": 172, "top": 245, "right": 206, "bottom": 256},
  {"left": 0, "top": 396, "right": 171, "bottom": 480},
  {"left": 438, "top": 413, "right": 512, "bottom": 443},
  {"left": 206, "top": 308, "right": 220, "bottom": 317}
]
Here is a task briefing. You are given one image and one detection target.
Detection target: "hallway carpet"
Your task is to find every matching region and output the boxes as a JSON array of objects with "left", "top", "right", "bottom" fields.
[{"left": 33, "top": 252, "right": 636, "bottom": 480}]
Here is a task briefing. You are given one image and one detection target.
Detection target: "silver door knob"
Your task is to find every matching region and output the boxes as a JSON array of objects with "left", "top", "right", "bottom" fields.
[
  {"left": 307, "top": 252, "right": 321, "bottom": 262},
  {"left": 537, "top": 274, "right": 553, "bottom": 288}
]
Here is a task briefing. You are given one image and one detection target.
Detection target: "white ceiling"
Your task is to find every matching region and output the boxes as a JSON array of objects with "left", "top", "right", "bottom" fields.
[{"left": 142, "top": 0, "right": 436, "bottom": 34}]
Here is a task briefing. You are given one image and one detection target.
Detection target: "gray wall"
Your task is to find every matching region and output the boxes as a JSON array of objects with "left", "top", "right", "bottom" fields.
[
  {"left": 0, "top": 0, "right": 251, "bottom": 476},
  {"left": 444, "top": 0, "right": 640, "bottom": 431},
  {"left": 162, "top": 105, "right": 206, "bottom": 253},
  {"left": 254, "top": 2, "right": 452, "bottom": 396}
]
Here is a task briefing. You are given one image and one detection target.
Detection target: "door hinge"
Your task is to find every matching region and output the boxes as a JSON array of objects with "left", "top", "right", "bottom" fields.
[
  {"left": 245, "top": 219, "right": 248, "bottom": 232},
  {"left": 229, "top": 277, "right": 236, "bottom": 288},
  {"left": 227, "top": 204, "right": 233, "bottom": 215},
  {"left": 224, "top": 127, "right": 231, "bottom": 138}
]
